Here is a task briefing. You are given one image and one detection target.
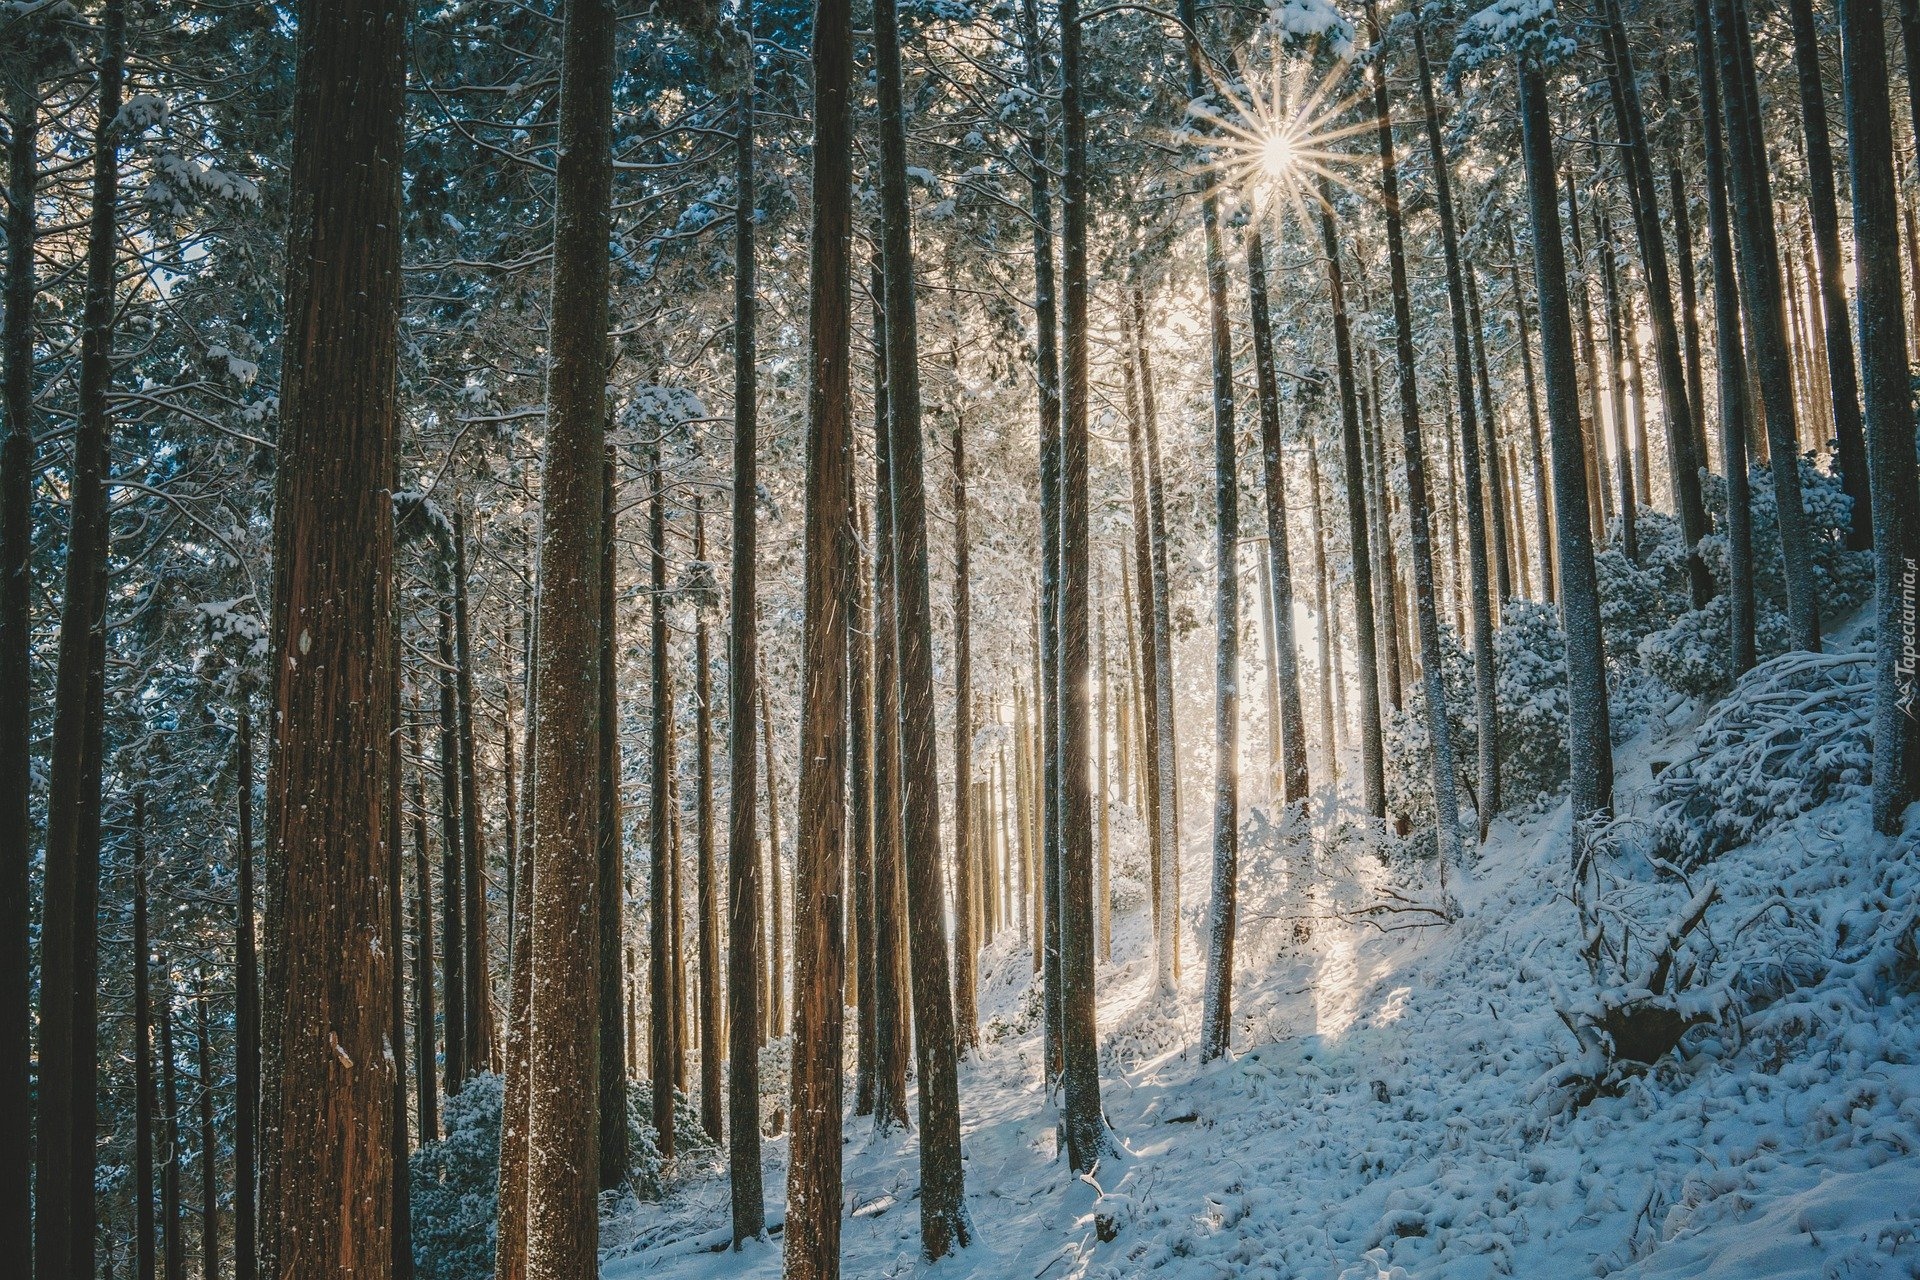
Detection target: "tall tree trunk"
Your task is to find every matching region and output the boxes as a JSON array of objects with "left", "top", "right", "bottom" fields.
[
  {"left": 1564, "top": 162, "right": 1612, "bottom": 538},
  {"left": 1714, "top": 0, "right": 1820, "bottom": 649},
  {"left": 1320, "top": 193, "right": 1388, "bottom": 816},
  {"left": 405, "top": 707, "right": 439, "bottom": 1144},
  {"left": 1416, "top": 26, "right": 1498, "bottom": 840},
  {"left": 452, "top": 511, "right": 493, "bottom": 1072},
  {"left": 1464, "top": 264, "right": 1513, "bottom": 602},
  {"left": 599, "top": 445, "right": 628, "bottom": 1186},
  {"left": 35, "top": 5, "right": 123, "bottom": 1273},
  {"left": 849, "top": 494, "right": 876, "bottom": 1118},
  {"left": 161, "top": 990, "right": 184, "bottom": 1280},
  {"left": 234, "top": 705, "right": 259, "bottom": 1280},
  {"left": 1595, "top": 200, "right": 1640, "bottom": 562},
  {"left": 951, "top": 419, "right": 978, "bottom": 1051},
  {"left": 492, "top": 699, "right": 535, "bottom": 1280},
  {"left": 724, "top": 55, "right": 764, "bottom": 1236},
  {"left": 194, "top": 982, "right": 219, "bottom": 1280},
  {"left": 134, "top": 796, "right": 156, "bottom": 1280},
  {"left": 1121, "top": 324, "right": 1170, "bottom": 980},
  {"left": 646, "top": 441, "right": 676, "bottom": 1162},
  {"left": 1057, "top": 0, "right": 1106, "bottom": 1171},
  {"left": 1177, "top": 0, "right": 1243, "bottom": 1065},
  {"left": 1135, "top": 292, "right": 1182, "bottom": 989},
  {"left": 1784, "top": 0, "right": 1870, "bottom": 549},
  {"left": 261, "top": 0, "right": 404, "bottom": 1275},
  {"left": 759, "top": 675, "right": 787, "bottom": 1041},
  {"left": 784, "top": 0, "right": 855, "bottom": 1263},
  {"left": 523, "top": 0, "right": 614, "bottom": 1271},
  {"left": 874, "top": 0, "right": 971, "bottom": 1248},
  {"left": 1248, "top": 231, "right": 1311, "bottom": 809},
  {"left": 1516, "top": 52, "right": 1614, "bottom": 851},
  {"left": 437, "top": 597, "right": 467, "bottom": 1093},
  {"left": 693, "top": 498, "right": 723, "bottom": 1143},
  {"left": 1597, "top": 0, "right": 1713, "bottom": 603},
  {"left": 386, "top": 649, "right": 414, "bottom": 1280},
  {"left": 1367, "top": 2, "right": 1463, "bottom": 876},
  {"left": 1306, "top": 434, "right": 1339, "bottom": 783},
  {"left": 1505, "top": 222, "right": 1556, "bottom": 602},
  {"left": 0, "top": 39, "right": 38, "bottom": 1261},
  {"left": 866, "top": 275, "right": 909, "bottom": 1133},
  {"left": 1840, "top": 0, "right": 1920, "bottom": 831}
]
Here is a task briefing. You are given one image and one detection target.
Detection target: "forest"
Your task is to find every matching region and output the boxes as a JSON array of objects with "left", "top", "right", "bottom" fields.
[{"left": 3, "top": 0, "right": 1919, "bottom": 1274}]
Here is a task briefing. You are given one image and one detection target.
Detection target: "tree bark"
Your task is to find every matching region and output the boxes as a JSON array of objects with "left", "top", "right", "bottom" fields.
[
  {"left": 452, "top": 510, "right": 494, "bottom": 1073},
  {"left": 1319, "top": 193, "right": 1388, "bottom": 816},
  {"left": 194, "top": 982, "right": 219, "bottom": 1280},
  {"left": 1367, "top": 3, "right": 1463, "bottom": 876},
  {"left": 759, "top": 673, "right": 786, "bottom": 1041},
  {"left": 875, "top": 0, "right": 971, "bottom": 1247},
  {"left": 693, "top": 499, "right": 723, "bottom": 1143},
  {"left": 1838, "top": 0, "right": 1920, "bottom": 831},
  {"left": 725, "top": 55, "right": 765, "bottom": 1241},
  {"left": 951, "top": 419, "right": 978, "bottom": 1051},
  {"left": 35, "top": 5, "right": 123, "bottom": 1272},
  {"left": 524, "top": 0, "right": 614, "bottom": 1271},
  {"left": 1713, "top": 0, "right": 1820, "bottom": 649},
  {"left": 161, "top": 990, "right": 184, "bottom": 1280},
  {"left": 437, "top": 597, "right": 467, "bottom": 1092},
  {"left": 1504, "top": 222, "right": 1556, "bottom": 602},
  {"left": 1516, "top": 53, "right": 1614, "bottom": 848},
  {"left": 783, "top": 0, "right": 855, "bottom": 1264},
  {"left": 134, "top": 797, "right": 156, "bottom": 1280},
  {"left": 406, "top": 703, "right": 439, "bottom": 1145},
  {"left": 647, "top": 441, "right": 677, "bottom": 1161},
  {"left": 599, "top": 445, "right": 628, "bottom": 1186},
  {"left": 1416, "top": 26, "right": 1498, "bottom": 840},
  {"left": 0, "top": 38, "right": 38, "bottom": 1260},
  {"left": 260, "top": 0, "right": 405, "bottom": 1275},
  {"left": 1057, "top": 0, "right": 1106, "bottom": 1171},
  {"left": 234, "top": 705, "right": 259, "bottom": 1280}
]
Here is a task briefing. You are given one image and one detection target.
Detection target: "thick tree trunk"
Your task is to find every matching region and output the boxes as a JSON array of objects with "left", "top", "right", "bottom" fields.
[
  {"left": 875, "top": 0, "right": 971, "bottom": 1247},
  {"left": 1368, "top": 4, "right": 1463, "bottom": 875},
  {"left": 34, "top": 6, "right": 123, "bottom": 1273},
  {"left": 1248, "top": 230, "right": 1312, "bottom": 810},
  {"left": 1416, "top": 27, "right": 1498, "bottom": 840},
  {"left": 726, "top": 64, "right": 766, "bottom": 1234},
  {"left": 1714, "top": 0, "right": 1820, "bottom": 649},
  {"left": 867, "top": 301, "right": 910, "bottom": 1129},
  {"left": 851, "top": 503, "right": 875, "bottom": 1112},
  {"left": 1839, "top": 0, "right": 1920, "bottom": 831},
  {"left": 783, "top": 0, "right": 855, "bottom": 1264},
  {"left": 0, "top": 44, "right": 37, "bottom": 1262},
  {"left": 599, "top": 446, "right": 628, "bottom": 1186},
  {"left": 1516, "top": 54, "right": 1614, "bottom": 849},
  {"left": 523, "top": 0, "right": 614, "bottom": 1272},
  {"left": 1057, "top": 0, "right": 1106, "bottom": 1171},
  {"left": 1319, "top": 195, "right": 1388, "bottom": 816},
  {"left": 647, "top": 442, "right": 677, "bottom": 1161},
  {"left": 260, "top": 1, "right": 404, "bottom": 1276}
]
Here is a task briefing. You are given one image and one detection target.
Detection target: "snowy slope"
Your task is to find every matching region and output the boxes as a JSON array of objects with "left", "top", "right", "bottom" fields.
[{"left": 602, "top": 649, "right": 1920, "bottom": 1279}]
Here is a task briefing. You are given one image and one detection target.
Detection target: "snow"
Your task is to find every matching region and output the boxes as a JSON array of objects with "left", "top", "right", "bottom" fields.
[{"left": 596, "top": 618, "right": 1920, "bottom": 1279}]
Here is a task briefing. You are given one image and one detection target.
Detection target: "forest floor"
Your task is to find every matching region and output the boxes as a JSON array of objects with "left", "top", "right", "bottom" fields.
[{"left": 602, "top": 635, "right": 1920, "bottom": 1279}]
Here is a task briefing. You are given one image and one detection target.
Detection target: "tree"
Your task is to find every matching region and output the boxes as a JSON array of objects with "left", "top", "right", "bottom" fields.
[
  {"left": 1414, "top": 23, "right": 1498, "bottom": 839},
  {"left": 646, "top": 440, "right": 677, "bottom": 1161},
  {"left": 523, "top": 0, "right": 616, "bottom": 1274},
  {"left": 693, "top": 497, "right": 723, "bottom": 1142},
  {"left": 1057, "top": 0, "right": 1105, "bottom": 1172},
  {"left": 784, "top": 0, "right": 855, "bottom": 1268},
  {"left": 1510, "top": 26, "right": 1613, "bottom": 851},
  {"left": 1837, "top": 0, "right": 1920, "bottom": 832},
  {"left": 1179, "top": 0, "right": 1244, "bottom": 1066},
  {"left": 600, "top": 445, "right": 628, "bottom": 1186},
  {"left": 726, "top": 23, "right": 766, "bottom": 1236},
  {"left": 133, "top": 795, "right": 156, "bottom": 1280},
  {"left": 261, "top": 0, "right": 406, "bottom": 1276},
  {"left": 874, "top": 0, "right": 971, "bottom": 1250},
  {"left": 452, "top": 509, "right": 495, "bottom": 1073},
  {"left": 34, "top": 5, "right": 124, "bottom": 1272},
  {"left": 1712, "top": 0, "right": 1819, "bottom": 650},
  {"left": 951, "top": 417, "right": 979, "bottom": 1051}
]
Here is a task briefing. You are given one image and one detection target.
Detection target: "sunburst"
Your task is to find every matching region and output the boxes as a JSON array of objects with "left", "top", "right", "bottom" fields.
[{"left": 1189, "top": 41, "right": 1375, "bottom": 235}]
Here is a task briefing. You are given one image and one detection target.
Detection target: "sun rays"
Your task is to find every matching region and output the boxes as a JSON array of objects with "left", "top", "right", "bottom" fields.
[{"left": 1186, "top": 42, "right": 1377, "bottom": 235}]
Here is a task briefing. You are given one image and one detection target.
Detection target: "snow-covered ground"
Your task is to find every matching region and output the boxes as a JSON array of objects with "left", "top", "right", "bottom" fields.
[{"left": 603, "top": 643, "right": 1920, "bottom": 1279}]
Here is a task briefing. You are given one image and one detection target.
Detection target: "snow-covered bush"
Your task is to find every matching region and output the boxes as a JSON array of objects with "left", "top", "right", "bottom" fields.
[
  {"left": 623, "top": 1080, "right": 721, "bottom": 1202},
  {"left": 1385, "top": 602, "right": 1571, "bottom": 835},
  {"left": 1649, "top": 647, "right": 1874, "bottom": 865},
  {"left": 1635, "top": 461, "right": 1871, "bottom": 699},
  {"left": 410, "top": 1073, "right": 502, "bottom": 1280}
]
